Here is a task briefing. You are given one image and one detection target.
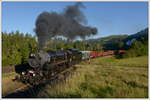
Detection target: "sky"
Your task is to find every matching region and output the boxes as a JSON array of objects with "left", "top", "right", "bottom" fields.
[{"left": 2, "top": 1, "right": 148, "bottom": 39}]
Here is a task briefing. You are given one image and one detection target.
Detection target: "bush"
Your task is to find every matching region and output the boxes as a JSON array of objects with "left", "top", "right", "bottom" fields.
[{"left": 122, "top": 40, "right": 148, "bottom": 58}]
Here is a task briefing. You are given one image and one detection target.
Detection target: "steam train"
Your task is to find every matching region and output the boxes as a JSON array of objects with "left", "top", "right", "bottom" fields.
[
  {"left": 17, "top": 49, "right": 82, "bottom": 85},
  {"left": 16, "top": 49, "right": 125, "bottom": 85}
]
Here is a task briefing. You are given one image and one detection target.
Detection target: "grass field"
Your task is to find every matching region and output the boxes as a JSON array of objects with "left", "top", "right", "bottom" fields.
[
  {"left": 37, "top": 56, "right": 148, "bottom": 98},
  {"left": 2, "top": 72, "right": 16, "bottom": 78},
  {"left": 89, "top": 56, "right": 148, "bottom": 67}
]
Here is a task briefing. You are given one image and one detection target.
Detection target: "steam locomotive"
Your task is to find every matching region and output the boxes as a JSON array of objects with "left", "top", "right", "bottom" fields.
[{"left": 17, "top": 49, "right": 82, "bottom": 85}]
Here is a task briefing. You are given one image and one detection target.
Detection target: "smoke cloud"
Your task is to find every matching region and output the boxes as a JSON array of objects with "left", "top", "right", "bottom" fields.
[{"left": 35, "top": 2, "right": 98, "bottom": 50}]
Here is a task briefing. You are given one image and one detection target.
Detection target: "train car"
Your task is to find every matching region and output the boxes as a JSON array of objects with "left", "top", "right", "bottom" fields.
[
  {"left": 106, "top": 50, "right": 115, "bottom": 55},
  {"left": 118, "top": 50, "right": 126, "bottom": 54},
  {"left": 98, "top": 51, "right": 103, "bottom": 57},
  {"left": 67, "top": 48, "right": 82, "bottom": 64},
  {"left": 87, "top": 50, "right": 115, "bottom": 58},
  {"left": 90, "top": 51, "right": 95, "bottom": 58},
  {"left": 114, "top": 50, "right": 126, "bottom": 55},
  {"left": 81, "top": 51, "right": 91, "bottom": 60},
  {"left": 102, "top": 51, "right": 107, "bottom": 56}
]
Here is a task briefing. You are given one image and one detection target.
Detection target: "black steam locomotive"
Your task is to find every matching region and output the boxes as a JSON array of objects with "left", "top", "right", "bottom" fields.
[{"left": 16, "top": 49, "right": 82, "bottom": 85}]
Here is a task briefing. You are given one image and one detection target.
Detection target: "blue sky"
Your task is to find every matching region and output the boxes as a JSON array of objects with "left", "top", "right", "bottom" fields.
[{"left": 2, "top": 2, "right": 148, "bottom": 39}]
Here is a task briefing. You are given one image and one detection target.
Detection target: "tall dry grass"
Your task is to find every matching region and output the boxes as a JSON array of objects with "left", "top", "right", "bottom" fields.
[{"left": 37, "top": 56, "right": 148, "bottom": 98}]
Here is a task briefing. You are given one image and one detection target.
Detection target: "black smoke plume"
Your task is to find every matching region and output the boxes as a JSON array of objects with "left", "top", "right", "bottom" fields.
[{"left": 35, "top": 2, "right": 98, "bottom": 50}]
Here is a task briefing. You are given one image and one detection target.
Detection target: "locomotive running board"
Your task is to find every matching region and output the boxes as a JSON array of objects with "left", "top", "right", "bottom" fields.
[{"left": 54, "top": 60, "right": 68, "bottom": 65}]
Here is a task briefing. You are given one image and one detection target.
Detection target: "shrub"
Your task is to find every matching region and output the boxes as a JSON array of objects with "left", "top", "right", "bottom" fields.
[{"left": 122, "top": 40, "right": 148, "bottom": 58}]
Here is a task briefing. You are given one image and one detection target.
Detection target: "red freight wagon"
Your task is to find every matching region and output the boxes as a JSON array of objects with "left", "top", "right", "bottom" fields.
[
  {"left": 89, "top": 51, "right": 94, "bottom": 58},
  {"left": 102, "top": 51, "right": 108, "bottom": 56},
  {"left": 91, "top": 51, "right": 102, "bottom": 58},
  {"left": 97, "top": 52, "right": 103, "bottom": 57},
  {"left": 95, "top": 51, "right": 99, "bottom": 57},
  {"left": 118, "top": 50, "right": 126, "bottom": 54},
  {"left": 108, "top": 50, "right": 115, "bottom": 55},
  {"left": 106, "top": 51, "right": 111, "bottom": 55},
  {"left": 89, "top": 50, "right": 125, "bottom": 59},
  {"left": 90, "top": 51, "right": 97, "bottom": 58}
]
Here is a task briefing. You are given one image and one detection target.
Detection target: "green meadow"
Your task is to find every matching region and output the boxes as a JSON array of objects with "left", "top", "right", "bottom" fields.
[{"left": 37, "top": 56, "right": 148, "bottom": 98}]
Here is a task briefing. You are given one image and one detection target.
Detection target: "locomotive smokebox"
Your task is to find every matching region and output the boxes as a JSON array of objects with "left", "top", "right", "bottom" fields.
[{"left": 28, "top": 51, "right": 50, "bottom": 68}]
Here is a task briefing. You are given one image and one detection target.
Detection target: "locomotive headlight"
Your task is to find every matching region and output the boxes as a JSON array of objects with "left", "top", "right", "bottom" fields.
[
  {"left": 22, "top": 72, "right": 25, "bottom": 75},
  {"left": 30, "top": 53, "right": 35, "bottom": 57},
  {"left": 29, "top": 70, "right": 34, "bottom": 74},
  {"left": 33, "top": 73, "right": 36, "bottom": 77}
]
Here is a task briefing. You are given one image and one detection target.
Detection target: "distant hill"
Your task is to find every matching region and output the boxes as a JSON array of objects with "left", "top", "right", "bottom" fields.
[
  {"left": 123, "top": 28, "right": 148, "bottom": 45},
  {"left": 86, "top": 35, "right": 128, "bottom": 45},
  {"left": 86, "top": 28, "right": 148, "bottom": 50}
]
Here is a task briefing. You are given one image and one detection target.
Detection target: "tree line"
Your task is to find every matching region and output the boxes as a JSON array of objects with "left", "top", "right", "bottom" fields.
[
  {"left": 2, "top": 31, "right": 38, "bottom": 66},
  {"left": 2, "top": 30, "right": 148, "bottom": 67},
  {"left": 43, "top": 39, "right": 103, "bottom": 52},
  {"left": 2, "top": 31, "right": 103, "bottom": 67}
]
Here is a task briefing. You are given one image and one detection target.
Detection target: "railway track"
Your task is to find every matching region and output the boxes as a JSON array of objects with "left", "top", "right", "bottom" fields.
[{"left": 3, "top": 65, "right": 77, "bottom": 98}]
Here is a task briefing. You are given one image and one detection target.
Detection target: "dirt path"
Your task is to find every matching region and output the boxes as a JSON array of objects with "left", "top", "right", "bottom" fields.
[
  {"left": 3, "top": 66, "right": 77, "bottom": 98},
  {"left": 2, "top": 73, "right": 25, "bottom": 97}
]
